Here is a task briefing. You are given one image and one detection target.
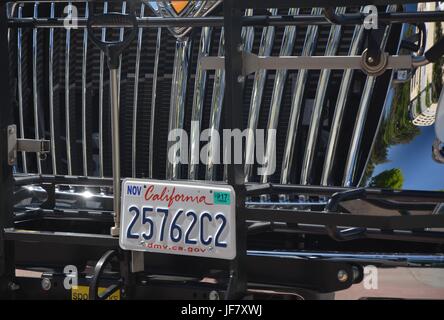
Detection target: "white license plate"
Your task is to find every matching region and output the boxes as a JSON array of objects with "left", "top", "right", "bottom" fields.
[{"left": 119, "top": 179, "right": 236, "bottom": 260}]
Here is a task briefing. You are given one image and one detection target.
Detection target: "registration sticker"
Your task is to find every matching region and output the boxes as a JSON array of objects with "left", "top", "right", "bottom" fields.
[{"left": 214, "top": 191, "right": 231, "bottom": 205}]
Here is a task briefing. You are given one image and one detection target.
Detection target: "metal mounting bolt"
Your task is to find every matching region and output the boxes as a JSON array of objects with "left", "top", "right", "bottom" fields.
[
  {"left": 8, "top": 126, "right": 15, "bottom": 135},
  {"left": 337, "top": 270, "right": 349, "bottom": 283},
  {"left": 209, "top": 290, "right": 220, "bottom": 300},
  {"left": 367, "top": 56, "right": 374, "bottom": 64},
  {"left": 41, "top": 277, "right": 52, "bottom": 291},
  {"left": 237, "top": 75, "right": 245, "bottom": 83}
]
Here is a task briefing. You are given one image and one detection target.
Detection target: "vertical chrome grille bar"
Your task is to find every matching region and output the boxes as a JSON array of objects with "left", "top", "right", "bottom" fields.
[
  {"left": 65, "top": 2, "right": 72, "bottom": 175},
  {"left": 117, "top": 1, "right": 126, "bottom": 99},
  {"left": 166, "top": 38, "right": 192, "bottom": 180},
  {"left": 321, "top": 9, "right": 365, "bottom": 186},
  {"left": 148, "top": 27, "right": 161, "bottom": 179},
  {"left": 98, "top": 1, "right": 108, "bottom": 177},
  {"left": 131, "top": 3, "right": 145, "bottom": 178},
  {"left": 244, "top": 8, "right": 278, "bottom": 182},
  {"left": 32, "top": 2, "right": 42, "bottom": 174},
  {"left": 280, "top": 7, "right": 322, "bottom": 184},
  {"left": 189, "top": 26, "right": 213, "bottom": 180},
  {"left": 49, "top": 2, "right": 56, "bottom": 174},
  {"left": 261, "top": 7, "right": 299, "bottom": 184},
  {"left": 343, "top": 5, "right": 397, "bottom": 187},
  {"left": 81, "top": 2, "right": 89, "bottom": 176},
  {"left": 17, "top": 4, "right": 27, "bottom": 173},
  {"left": 205, "top": 29, "right": 225, "bottom": 181},
  {"left": 300, "top": 7, "right": 346, "bottom": 185},
  {"left": 241, "top": 9, "right": 254, "bottom": 53}
]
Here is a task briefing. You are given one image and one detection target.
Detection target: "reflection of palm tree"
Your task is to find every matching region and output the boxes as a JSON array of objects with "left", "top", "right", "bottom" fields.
[
  {"left": 370, "top": 168, "right": 404, "bottom": 189},
  {"left": 363, "top": 81, "right": 420, "bottom": 183}
]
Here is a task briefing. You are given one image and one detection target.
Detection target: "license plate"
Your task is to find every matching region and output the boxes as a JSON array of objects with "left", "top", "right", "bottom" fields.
[
  {"left": 71, "top": 285, "right": 120, "bottom": 300},
  {"left": 119, "top": 179, "right": 236, "bottom": 260}
]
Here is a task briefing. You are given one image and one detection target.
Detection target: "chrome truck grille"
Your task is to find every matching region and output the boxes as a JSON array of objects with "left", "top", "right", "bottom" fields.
[{"left": 7, "top": 2, "right": 401, "bottom": 189}]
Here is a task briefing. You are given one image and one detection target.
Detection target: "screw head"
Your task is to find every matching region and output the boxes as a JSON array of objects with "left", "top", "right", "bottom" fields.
[
  {"left": 209, "top": 290, "right": 220, "bottom": 300},
  {"left": 337, "top": 270, "right": 349, "bottom": 283},
  {"left": 8, "top": 126, "right": 15, "bottom": 134},
  {"left": 237, "top": 75, "right": 245, "bottom": 83},
  {"left": 41, "top": 277, "right": 52, "bottom": 291},
  {"left": 367, "top": 56, "right": 374, "bottom": 63}
]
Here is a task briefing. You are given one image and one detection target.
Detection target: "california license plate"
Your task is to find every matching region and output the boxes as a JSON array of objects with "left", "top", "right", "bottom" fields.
[{"left": 119, "top": 179, "right": 236, "bottom": 260}]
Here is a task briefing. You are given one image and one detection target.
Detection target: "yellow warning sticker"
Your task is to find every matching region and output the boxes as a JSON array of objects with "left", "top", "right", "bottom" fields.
[{"left": 71, "top": 285, "right": 120, "bottom": 300}]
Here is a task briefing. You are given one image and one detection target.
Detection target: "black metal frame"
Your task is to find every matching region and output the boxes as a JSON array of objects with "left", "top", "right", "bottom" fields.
[{"left": 1, "top": 0, "right": 444, "bottom": 299}]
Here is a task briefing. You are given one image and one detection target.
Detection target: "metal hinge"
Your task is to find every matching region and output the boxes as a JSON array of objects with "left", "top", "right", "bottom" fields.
[{"left": 7, "top": 125, "right": 50, "bottom": 166}]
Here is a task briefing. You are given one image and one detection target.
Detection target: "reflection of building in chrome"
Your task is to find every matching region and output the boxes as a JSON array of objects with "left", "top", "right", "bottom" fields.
[{"left": 409, "top": 2, "right": 444, "bottom": 126}]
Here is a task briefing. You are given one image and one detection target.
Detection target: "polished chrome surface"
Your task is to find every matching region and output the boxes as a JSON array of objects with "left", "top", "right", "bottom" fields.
[
  {"left": 244, "top": 8, "right": 278, "bottom": 182},
  {"left": 241, "top": 9, "right": 255, "bottom": 53},
  {"left": 132, "top": 3, "right": 145, "bottom": 178},
  {"left": 81, "top": 2, "right": 89, "bottom": 176},
  {"left": 117, "top": 2, "right": 126, "bottom": 101},
  {"left": 321, "top": 17, "right": 365, "bottom": 186},
  {"left": 344, "top": 5, "right": 397, "bottom": 187},
  {"left": 166, "top": 38, "right": 192, "bottom": 180},
  {"left": 281, "top": 7, "right": 322, "bottom": 184},
  {"left": 32, "top": 2, "right": 42, "bottom": 174},
  {"left": 110, "top": 68, "right": 121, "bottom": 235},
  {"left": 149, "top": 27, "right": 161, "bottom": 179},
  {"left": 261, "top": 7, "right": 299, "bottom": 184},
  {"left": 98, "top": 1, "right": 108, "bottom": 177},
  {"left": 300, "top": 7, "right": 346, "bottom": 185},
  {"left": 48, "top": 2, "right": 56, "bottom": 174},
  {"left": 206, "top": 29, "right": 225, "bottom": 181},
  {"left": 64, "top": 2, "right": 73, "bottom": 175},
  {"left": 17, "top": 4, "right": 27, "bottom": 173},
  {"left": 189, "top": 26, "right": 212, "bottom": 180}
]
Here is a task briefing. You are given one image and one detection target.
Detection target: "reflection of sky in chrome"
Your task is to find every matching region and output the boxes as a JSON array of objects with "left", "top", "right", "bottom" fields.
[{"left": 372, "top": 125, "right": 444, "bottom": 191}]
